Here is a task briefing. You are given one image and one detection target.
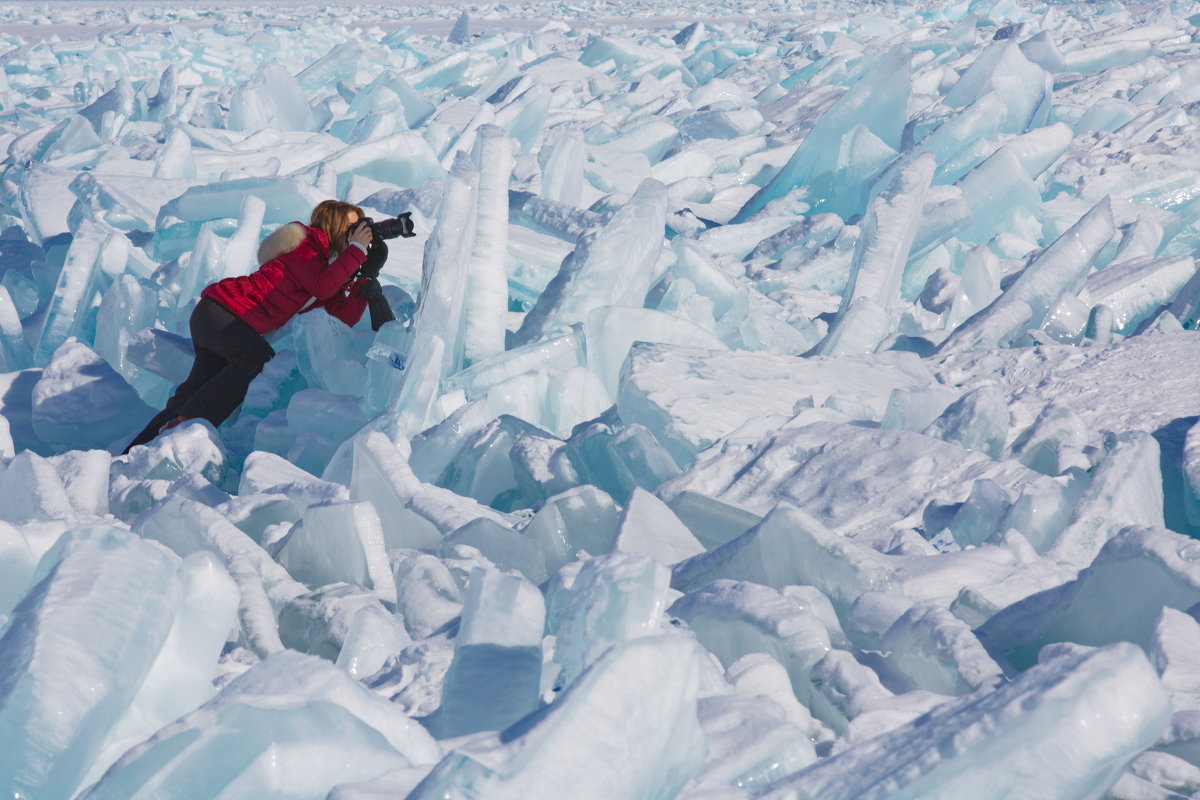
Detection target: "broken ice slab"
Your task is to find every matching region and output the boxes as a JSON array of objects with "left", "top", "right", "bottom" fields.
[
  {"left": 522, "top": 485, "right": 621, "bottom": 576},
  {"left": 408, "top": 399, "right": 496, "bottom": 485},
  {"left": 548, "top": 552, "right": 669, "bottom": 690},
  {"left": 116, "top": 419, "right": 227, "bottom": 485},
  {"left": 391, "top": 551, "right": 464, "bottom": 641},
  {"left": 880, "top": 384, "right": 960, "bottom": 433},
  {"left": 440, "top": 518, "right": 548, "bottom": 586},
  {"left": 613, "top": 488, "right": 705, "bottom": 566},
  {"left": 0, "top": 521, "right": 37, "bottom": 616},
  {"left": 228, "top": 63, "right": 318, "bottom": 132},
  {"left": 922, "top": 384, "right": 1010, "bottom": 459},
  {"left": 155, "top": 175, "right": 325, "bottom": 227},
  {"left": 877, "top": 605, "right": 1003, "bottom": 696},
  {"left": 944, "top": 40, "right": 1052, "bottom": 134},
  {"left": 347, "top": 432, "right": 514, "bottom": 552},
  {"left": 439, "top": 568, "right": 545, "bottom": 738},
  {"left": 836, "top": 153, "right": 935, "bottom": 327},
  {"left": 19, "top": 165, "right": 80, "bottom": 245},
  {"left": 670, "top": 580, "right": 831, "bottom": 716},
  {"left": 696, "top": 693, "right": 817, "bottom": 791},
  {"left": 584, "top": 305, "right": 727, "bottom": 397},
  {"left": 734, "top": 47, "right": 911, "bottom": 222},
  {"left": 1150, "top": 608, "right": 1200, "bottom": 714},
  {"left": 32, "top": 339, "right": 153, "bottom": 452},
  {"left": 44, "top": 448, "right": 109, "bottom": 519},
  {"left": 0, "top": 285, "right": 32, "bottom": 373},
  {"left": 659, "top": 421, "right": 1044, "bottom": 548},
  {"left": 666, "top": 490, "right": 763, "bottom": 550},
  {"left": 1084, "top": 255, "right": 1197, "bottom": 334},
  {"left": 285, "top": 388, "right": 369, "bottom": 445},
  {"left": 80, "top": 550, "right": 239, "bottom": 790},
  {"left": 980, "top": 525, "right": 1200, "bottom": 670},
  {"left": 124, "top": 327, "right": 194, "bottom": 386},
  {"left": 756, "top": 642, "right": 1169, "bottom": 800},
  {"left": 237, "top": 450, "right": 347, "bottom": 509},
  {"left": 952, "top": 147, "right": 1042, "bottom": 247},
  {"left": 133, "top": 495, "right": 308, "bottom": 657},
  {"left": 938, "top": 197, "right": 1116, "bottom": 353},
  {"left": 0, "top": 526, "right": 188, "bottom": 799},
  {"left": 292, "top": 313, "right": 371, "bottom": 399},
  {"left": 1044, "top": 431, "right": 1162, "bottom": 567},
  {"left": 672, "top": 504, "right": 1035, "bottom": 619},
  {"left": 606, "top": 423, "right": 683, "bottom": 498},
  {"left": 277, "top": 501, "right": 396, "bottom": 605},
  {"left": 513, "top": 178, "right": 670, "bottom": 346},
  {"left": 336, "top": 604, "right": 413, "bottom": 682},
  {"left": 509, "top": 433, "right": 580, "bottom": 508},
  {"left": 433, "top": 414, "right": 556, "bottom": 510},
  {"left": 278, "top": 583, "right": 390, "bottom": 661},
  {"left": 408, "top": 636, "right": 709, "bottom": 800},
  {"left": 619, "top": 343, "right": 935, "bottom": 468},
  {"left": 0, "top": 450, "right": 80, "bottom": 525},
  {"left": 83, "top": 651, "right": 441, "bottom": 800},
  {"left": 93, "top": 275, "right": 160, "bottom": 397},
  {"left": 461, "top": 125, "right": 513, "bottom": 367}
]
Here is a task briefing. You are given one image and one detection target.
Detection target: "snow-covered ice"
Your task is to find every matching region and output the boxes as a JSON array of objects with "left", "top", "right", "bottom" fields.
[{"left": 5, "top": 0, "right": 1200, "bottom": 797}]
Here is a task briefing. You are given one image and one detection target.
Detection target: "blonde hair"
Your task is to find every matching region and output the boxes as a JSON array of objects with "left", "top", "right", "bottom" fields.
[{"left": 310, "top": 200, "right": 365, "bottom": 255}]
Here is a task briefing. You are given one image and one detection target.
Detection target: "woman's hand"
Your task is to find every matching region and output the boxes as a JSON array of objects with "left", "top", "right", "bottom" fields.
[{"left": 348, "top": 221, "right": 373, "bottom": 250}]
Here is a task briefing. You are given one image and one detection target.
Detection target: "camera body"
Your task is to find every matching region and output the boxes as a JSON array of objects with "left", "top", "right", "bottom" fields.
[{"left": 356, "top": 212, "right": 416, "bottom": 240}]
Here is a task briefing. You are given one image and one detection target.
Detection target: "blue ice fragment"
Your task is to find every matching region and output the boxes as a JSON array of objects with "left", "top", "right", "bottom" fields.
[{"left": 438, "top": 568, "right": 544, "bottom": 737}]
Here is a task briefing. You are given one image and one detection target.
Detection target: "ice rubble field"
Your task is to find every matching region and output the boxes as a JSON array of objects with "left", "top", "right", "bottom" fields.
[{"left": 11, "top": 0, "right": 1200, "bottom": 797}]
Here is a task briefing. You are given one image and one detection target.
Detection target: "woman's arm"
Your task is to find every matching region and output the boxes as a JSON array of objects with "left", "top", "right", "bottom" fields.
[
  {"left": 292, "top": 244, "right": 368, "bottom": 301},
  {"left": 320, "top": 278, "right": 371, "bottom": 327}
]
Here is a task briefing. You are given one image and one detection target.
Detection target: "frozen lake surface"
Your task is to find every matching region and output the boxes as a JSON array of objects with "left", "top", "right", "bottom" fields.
[{"left": 3, "top": 0, "right": 1200, "bottom": 797}]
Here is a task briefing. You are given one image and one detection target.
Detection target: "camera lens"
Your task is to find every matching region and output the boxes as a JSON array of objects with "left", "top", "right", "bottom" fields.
[{"left": 369, "top": 212, "right": 416, "bottom": 240}]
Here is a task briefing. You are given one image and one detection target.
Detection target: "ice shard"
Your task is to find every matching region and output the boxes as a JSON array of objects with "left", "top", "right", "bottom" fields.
[
  {"left": 981, "top": 526, "right": 1200, "bottom": 668},
  {"left": 939, "top": 197, "right": 1116, "bottom": 353},
  {"left": 1046, "top": 431, "right": 1162, "bottom": 567},
  {"left": 34, "top": 221, "right": 122, "bottom": 363},
  {"left": 32, "top": 340, "right": 153, "bottom": 452},
  {"left": 613, "top": 487, "right": 705, "bottom": 565},
  {"left": 278, "top": 500, "right": 397, "bottom": 605},
  {"left": 944, "top": 39, "right": 1052, "bottom": 133},
  {"left": 1084, "top": 255, "right": 1196, "bottom": 334},
  {"left": 734, "top": 47, "right": 911, "bottom": 222},
  {"left": 669, "top": 580, "right": 831, "bottom": 713},
  {"left": 757, "top": 643, "right": 1168, "bottom": 800},
  {"left": 0, "top": 526, "right": 181, "bottom": 800},
  {"left": 833, "top": 154, "right": 935, "bottom": 323},
  {"left": 696, "top": 693, "right": 817, "bottom": 790},
  {"left": 877, "top": 605, "right": 1003, "bottom": 696},
  {"left": 513, "top": 178, "right": 669, "bottom": 346},
  {"left": 83, "top": 651, "right": 439, "bottom": 800},
  {"left": 523, "top": 484, "right": 621, "bottom": 575},
  {"left": 409, "top": 636, "right": 708, "bottom": 800},
  {"left": 439, "top": 568, "right": 545, "bottom": 737},
  {"left": 132, "top": 495, "right": 307, "bottom": 657},
  {"left": 462, "top": 125, "right": 513, "bottom": 366},
  {"left": 548, "top": 551, "right": 669, "bottom": 690}
]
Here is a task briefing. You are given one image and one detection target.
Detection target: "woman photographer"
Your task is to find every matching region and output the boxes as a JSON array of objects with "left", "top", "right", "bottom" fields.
[{"left": 123, "top": 199, "right": 388, "bottom": 452}]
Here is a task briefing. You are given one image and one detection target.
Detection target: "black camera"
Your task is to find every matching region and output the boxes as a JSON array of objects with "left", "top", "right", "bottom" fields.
[{"left": 355, "top": 212, "right": 415, "bottom": 240}]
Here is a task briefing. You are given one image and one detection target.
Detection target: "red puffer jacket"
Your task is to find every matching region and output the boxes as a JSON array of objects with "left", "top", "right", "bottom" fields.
[{"left": 202, "top": 222, "right": 369, "bottom": 334}]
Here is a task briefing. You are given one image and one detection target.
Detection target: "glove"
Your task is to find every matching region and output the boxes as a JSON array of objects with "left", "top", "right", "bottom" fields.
[
  {"left": 358, "top": 239, "right": 388, "bottom": 280},
  {"left": 357, "top": 276, "right": 396, "bottom": 330},
  {"left": 357, "top": 277, "right": 384, "bottom": 301}
]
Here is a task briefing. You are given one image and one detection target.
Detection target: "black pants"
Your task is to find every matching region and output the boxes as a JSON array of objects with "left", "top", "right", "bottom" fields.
[{"left": 124, "top": 297, "right": 275, "bottom": 452}]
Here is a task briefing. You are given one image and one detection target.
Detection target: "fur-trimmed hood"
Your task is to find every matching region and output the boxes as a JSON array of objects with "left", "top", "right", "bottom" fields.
[{"left": 257, "top": 222, "right": 309, "bottom": 266}]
